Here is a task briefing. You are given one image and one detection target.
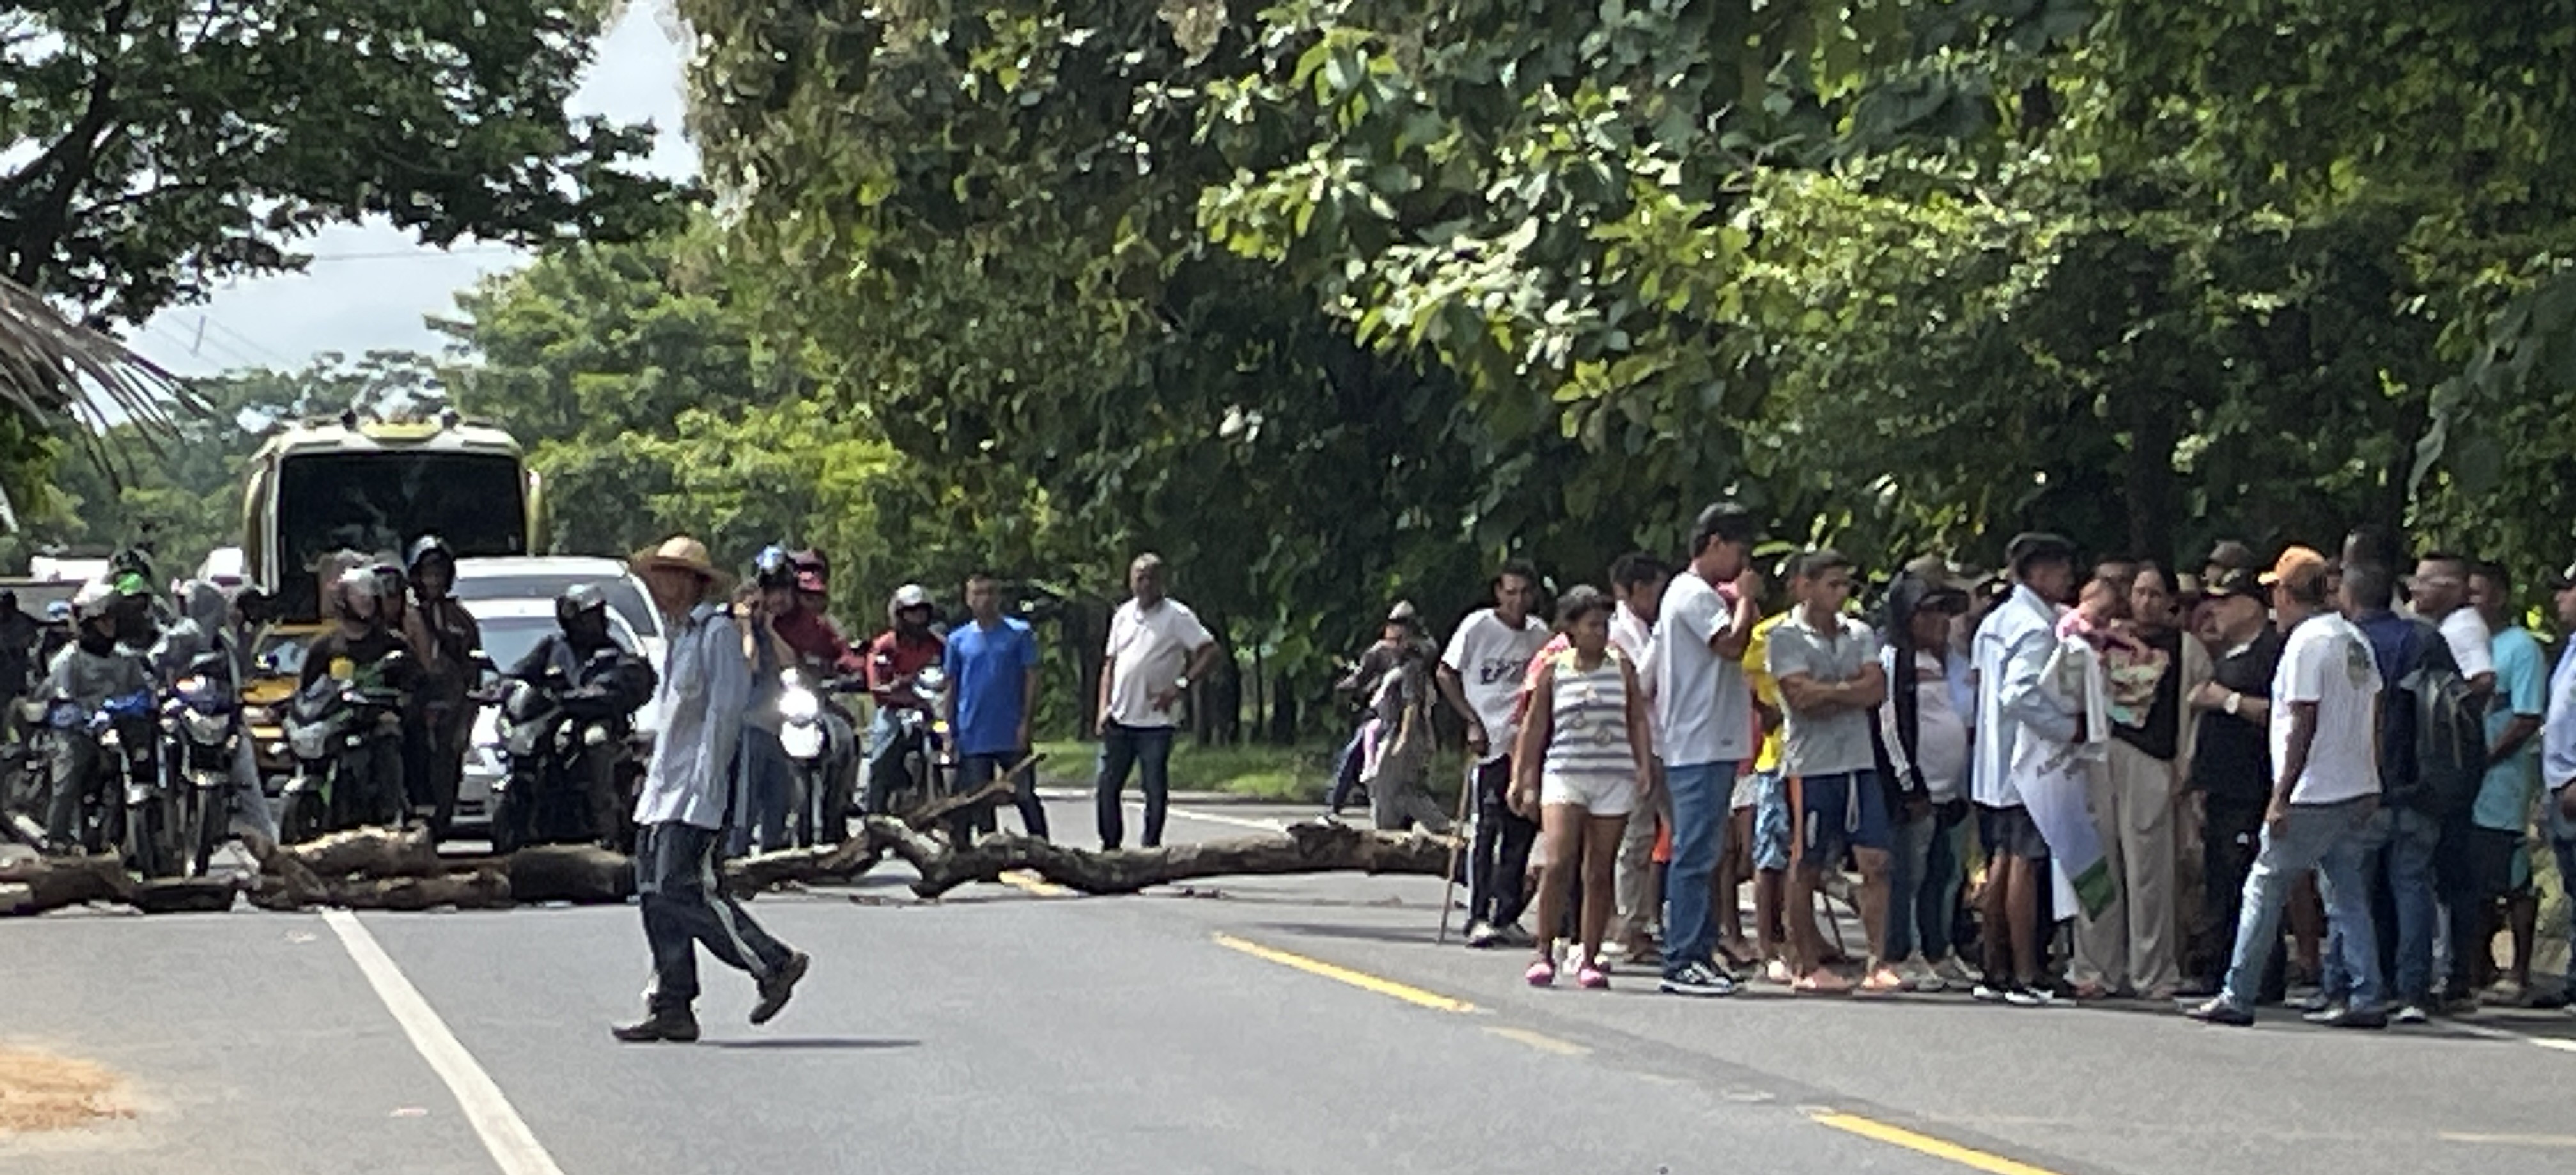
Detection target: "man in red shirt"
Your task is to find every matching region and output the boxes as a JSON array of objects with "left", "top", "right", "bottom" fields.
[
  {"left": 773, "top": 552, "right": 865, "bottom": 839},
  {"left": 864, "top": 583, "right": 948, "bottom": 814}
]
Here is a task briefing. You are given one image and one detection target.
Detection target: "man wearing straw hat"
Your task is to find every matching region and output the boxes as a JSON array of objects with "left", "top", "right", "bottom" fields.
[{"left": 614, "top": 536, "right": 812, "bottom": 1044}]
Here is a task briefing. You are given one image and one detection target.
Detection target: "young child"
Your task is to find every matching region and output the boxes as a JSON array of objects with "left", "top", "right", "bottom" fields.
[{"left": 1512, "top": 588, "right": 1656, "bottom": 989}]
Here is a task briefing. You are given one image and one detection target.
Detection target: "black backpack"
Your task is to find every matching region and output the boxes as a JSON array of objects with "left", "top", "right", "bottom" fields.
[{"left": 2392, "top": 619, "right": 2487, "bottom": 818}]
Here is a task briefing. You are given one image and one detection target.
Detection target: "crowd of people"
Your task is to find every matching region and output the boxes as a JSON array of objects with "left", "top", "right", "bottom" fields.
[{"left": 1333, "top": 505, "right": 2576, "bottom": 1018}]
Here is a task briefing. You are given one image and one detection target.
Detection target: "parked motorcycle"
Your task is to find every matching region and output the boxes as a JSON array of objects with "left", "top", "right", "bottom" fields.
[
  {"left": 160, "top": 650, "right": 240, "bottom": 876},
  {"left": 45, "top": 690, "right": 160, "bottom": 868},
  {"left": 881, "top": 665, "right": 954, "bottom": 820},
  {"left": 487, "top": 660, "right": 638, "bottom": 853},
  {"left": 777, "top": 670, "right": 868, "bottom": 846},
  {"left": 278, "top": 655, "right": 410, "bottom": 843}
]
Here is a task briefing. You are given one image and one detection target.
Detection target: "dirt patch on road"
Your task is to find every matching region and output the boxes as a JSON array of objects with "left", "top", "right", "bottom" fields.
[{"left": 0, "top": 1048, "right": 134, "bottom": 1133}]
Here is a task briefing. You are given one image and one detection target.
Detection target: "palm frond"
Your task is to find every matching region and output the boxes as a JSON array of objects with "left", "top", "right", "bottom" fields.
[{"left": 0, "top": 272, "right": 208, "bottom": 477}]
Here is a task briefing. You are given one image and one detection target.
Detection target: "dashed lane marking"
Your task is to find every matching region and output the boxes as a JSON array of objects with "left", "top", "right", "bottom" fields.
[
  {"left": 1810, "top": 1110, "right": 2064, "bottom": 1175},
  {"left": 2435, "top": 1019, "right": 2576, "bottom": 1055},
  {"left": 323, "top": 910, "right": 564, "bottom": 1175},
  {"left": 1211, "top": 933, "right": 1477, "bottom": 1013},
  {"left": 2440, "top": 1132, "right": 2576, "bottom": 1148},
  {"left": 1158, "top": 805, "right": 1289, "bottom": 833}
]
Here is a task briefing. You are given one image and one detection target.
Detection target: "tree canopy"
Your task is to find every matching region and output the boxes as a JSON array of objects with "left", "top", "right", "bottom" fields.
[{"left": 24, "top": 0, "right": 2576, "bottom": 737}]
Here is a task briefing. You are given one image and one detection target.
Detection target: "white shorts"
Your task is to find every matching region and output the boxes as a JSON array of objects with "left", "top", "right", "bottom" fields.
[{"left": 1540, "top": 771, "right": 1638, "bottom": 817}]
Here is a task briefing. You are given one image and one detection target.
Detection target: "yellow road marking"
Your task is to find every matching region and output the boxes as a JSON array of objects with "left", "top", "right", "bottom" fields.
[
  {"left": 1211, "top": 934, "right": 1477, "bottom": 1013},
  {"left": 996, "top": 870, "right": 1071, "bottom": 897},
  {"left": 2442, "top": 1132, "right": 2576, "bottom": 1148},
  {"left": 1483, "top": 1026, "right": 1588, "bottom": 1055},
  {"left": 1811, "top": 1111, "right": 2062, "bottom": 1175}
]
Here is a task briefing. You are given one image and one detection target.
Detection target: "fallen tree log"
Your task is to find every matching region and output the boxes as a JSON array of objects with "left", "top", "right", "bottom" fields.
[
  {"left": 506, "top": 844, "right": 636, "bottom": 905},
  {"left": 130, "top": 877, "right": 242, "bottom": 914},
  {"left": 868, "top": 816, "right": 1457, "bottom": 899},
  {"left": 251, "top": 861, "right": 511, "bottom": 911},
  {"left": 0, "top": 853, "right": 137, "bottom": 915},
  {"left": 269, "top": 826, "right": 440, "bottom": 880}
]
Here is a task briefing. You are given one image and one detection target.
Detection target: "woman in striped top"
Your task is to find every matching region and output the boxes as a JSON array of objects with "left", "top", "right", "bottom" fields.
[{"left": 1512, "top": 588, "right": 1657, "bottom": 988}]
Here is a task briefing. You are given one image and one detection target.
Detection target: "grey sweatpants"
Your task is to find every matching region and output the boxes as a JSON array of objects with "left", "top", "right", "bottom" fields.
[{"left": 639, "top": 820, "right": 793, "bottom": 1014}]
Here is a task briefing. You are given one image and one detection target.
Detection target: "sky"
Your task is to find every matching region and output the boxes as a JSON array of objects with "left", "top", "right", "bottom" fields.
[{"left": 126, "top": 10, "right": 701, "bottom": 378}]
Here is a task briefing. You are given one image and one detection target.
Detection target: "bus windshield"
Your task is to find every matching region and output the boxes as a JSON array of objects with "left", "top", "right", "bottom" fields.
[{"left": 275, "top": 451, "right": 529, "bottom": 619}]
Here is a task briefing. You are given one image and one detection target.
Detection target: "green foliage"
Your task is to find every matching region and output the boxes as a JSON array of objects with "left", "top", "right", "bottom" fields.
[{"left": 0, "top": 0, "right": 679, "bottom": 325}]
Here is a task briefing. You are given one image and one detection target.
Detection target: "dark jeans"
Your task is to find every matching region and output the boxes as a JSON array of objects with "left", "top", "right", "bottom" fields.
[
  {"left": 727, "top": 727, "right": 793, "bottom": 859},
  {"left": 2201, "top": 799, "right": 2286, "bottom": 1000},
  {"left": 1095, "top": 723, "right": 1175, "bottom": 850},
  {"left": 639, "top": 821, "right": 794, "bottom": 1015},
  {"left": 1326, "top": 725, "right": 1368, "bottom": 813},
  {"left": 403, "top": 701, "right": 470, "bottom": 834},
  {"left": 958, "top": 751, "right": 1047, "bottom": 841},
  {"left": 1467, "top": 757, "right": 1537, "bottom": 929},
  {"left": 43, "top": 733, "right": 110, "bottom": 850}
]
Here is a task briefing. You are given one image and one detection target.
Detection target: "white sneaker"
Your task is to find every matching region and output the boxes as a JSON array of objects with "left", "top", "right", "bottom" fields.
[
  {"left": 1932, "top": 956, "right": 1981, "bottom": 986},
  {"left": 1902, "top": 954, "right": 1944, "bottom": 993},
  {"left": 1464, "top": 921, "right": 1501, "bottom": 949},
  {"left": 2393, "top": 1003, "right": 2430, "bottom": 1025}
]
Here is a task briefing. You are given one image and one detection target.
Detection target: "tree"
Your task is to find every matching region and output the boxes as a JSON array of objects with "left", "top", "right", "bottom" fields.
[{"left": 1, "top": 0, "right": 681, "bottom": 328}]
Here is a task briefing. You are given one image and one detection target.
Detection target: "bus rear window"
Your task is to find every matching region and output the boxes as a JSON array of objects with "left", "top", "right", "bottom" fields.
[{"left": 275, "top": 453, "right": 526, "bottom": 619}]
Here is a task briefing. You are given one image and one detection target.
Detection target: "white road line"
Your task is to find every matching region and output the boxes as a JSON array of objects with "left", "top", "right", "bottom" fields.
[
  {"left": 2436, "top": 1018, "right": 2576, "bottom": 1055},
  {"left": 322, "top": 910, "right": 566, "bottom": 1175}
]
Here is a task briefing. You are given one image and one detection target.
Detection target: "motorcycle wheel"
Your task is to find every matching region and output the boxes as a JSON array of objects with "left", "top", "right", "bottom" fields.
[
  {"left": 182, "top": 786, "right": 214, "bottom": 877},
  {"left": 125, "top": 795, "right": 168, "bottom": 878},
  {"left": 492, "top": 778, "right": 529, "bottom": 854},
  {"left": 280, "top": 788, "right": 320, "bottom": 845}
]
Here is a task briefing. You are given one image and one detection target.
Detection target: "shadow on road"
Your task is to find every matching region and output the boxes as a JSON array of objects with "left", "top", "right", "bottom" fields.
[
  {"left": 1256, "top": 921, "right": 1444, "bottom": 945},
  {"left": 702, "top": 1038, "right": 924, "bottom": 1051}
]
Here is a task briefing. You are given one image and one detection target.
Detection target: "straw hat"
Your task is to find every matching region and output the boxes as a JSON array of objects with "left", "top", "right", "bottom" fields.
[{"left": 632, "top": 536, "right": 728, "bottom": 588}]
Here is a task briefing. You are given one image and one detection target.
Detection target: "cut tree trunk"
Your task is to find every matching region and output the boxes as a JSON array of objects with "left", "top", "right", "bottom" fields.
[
  {"left": 268, "top": 826, "right": 441, "bottom": 880},
  {"left": 0, "top": 853, "right": 136, "bottom": 915},
  {"left": 129, "top": 876, "right": 241, "bottom": 914},
  {"left": 874, "top": 816, "right": 1455, "bottom": 899},
  {"left": 505, "top": 844, "right": 635, "bottom": 905}
]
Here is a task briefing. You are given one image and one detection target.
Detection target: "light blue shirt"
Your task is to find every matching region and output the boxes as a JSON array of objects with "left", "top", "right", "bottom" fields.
[
  {"left": 1972, "top": 585, "right": 2074, "bottom": 808},
  {"left": 633, "top": 602, "right": 754, "bottom": 830},
  {"left": 2542, "top": 642, "right": 2576, "bottom": 821},
  {"left": 2475, "top": 626, "right": 2546, "bottom": 832}
]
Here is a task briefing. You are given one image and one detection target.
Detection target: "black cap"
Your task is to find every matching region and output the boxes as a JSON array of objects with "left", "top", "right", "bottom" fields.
[
  {"left": 2005, "top": 532, "right": 2077, "bottom": 575},
  {"left": 2202, "top": 565, "right": 2263, "bottom": 600}
]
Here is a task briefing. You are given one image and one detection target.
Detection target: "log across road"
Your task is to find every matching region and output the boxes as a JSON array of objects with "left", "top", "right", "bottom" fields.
[{"left": 3, "top": 797, "right": 2572, "bottom": 1175}]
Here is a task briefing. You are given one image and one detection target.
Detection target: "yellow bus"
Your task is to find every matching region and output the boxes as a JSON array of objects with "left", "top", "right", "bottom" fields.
[{"left": 240, "top": 409, "right": 544, "bottom": 622}]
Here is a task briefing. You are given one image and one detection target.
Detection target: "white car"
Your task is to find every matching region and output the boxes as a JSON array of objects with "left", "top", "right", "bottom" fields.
[
  {"left": 451, "top": 596, "right": 648, "bottom": 836},
  {"left": 451, "top": 556, "right": 668, "bottom": 676}
]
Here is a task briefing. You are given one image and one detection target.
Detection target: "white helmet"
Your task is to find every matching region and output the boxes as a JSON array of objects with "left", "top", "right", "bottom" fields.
[{"left": 70, "top": 579, "right": 119, "bottom": 621}]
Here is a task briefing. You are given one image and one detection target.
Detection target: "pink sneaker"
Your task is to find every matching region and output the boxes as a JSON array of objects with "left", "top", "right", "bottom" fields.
[
  {"left": 1578, "top": 961, "right": 1610, "bottom": 990},
  {"left": 1525, "top": 959, "right": 1557, "bottom": 987}
]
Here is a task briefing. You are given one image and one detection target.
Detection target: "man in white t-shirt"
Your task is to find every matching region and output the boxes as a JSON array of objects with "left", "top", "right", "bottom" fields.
[
  {"left": 1606, "top": 552, "right": 1672, "bottom": 957},
  {"left": 1436, "top": 559, "right": 1551, "bottom": 947},
  {"left": 2410, "top": 553, "right": 2496, "bottom": 698},
  {"left": 1093, "top": 554, "right": 1219, "bottom": 850},
  {"left": 1647, "top": 502, "right": 1764, "bottom": 995},
  {"left": 2190, "top": 546, "right": 2388, "bottom": 1028}
]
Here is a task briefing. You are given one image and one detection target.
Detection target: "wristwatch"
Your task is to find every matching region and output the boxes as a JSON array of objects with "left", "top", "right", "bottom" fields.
[
  {"left": 1175, "top": 675, "right": 1193, "bottom": 692},
  {"left": 2224, "top": 691, "right": 2242, "bottom": 717}
]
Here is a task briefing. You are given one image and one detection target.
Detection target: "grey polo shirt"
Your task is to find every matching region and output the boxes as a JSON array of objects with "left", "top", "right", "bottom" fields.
[{"left": 1765, "top": 609, "right": 1881, "bottom": 777}]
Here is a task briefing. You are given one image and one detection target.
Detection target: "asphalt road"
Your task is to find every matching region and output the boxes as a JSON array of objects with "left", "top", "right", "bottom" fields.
[{"left": 5, "top": 795, "right": 2573, "bottom": 1175}]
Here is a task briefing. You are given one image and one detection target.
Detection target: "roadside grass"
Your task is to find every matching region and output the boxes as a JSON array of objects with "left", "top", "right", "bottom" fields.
[{"left": 1032, "top": 737, "right": 1471, "bottom": 807}]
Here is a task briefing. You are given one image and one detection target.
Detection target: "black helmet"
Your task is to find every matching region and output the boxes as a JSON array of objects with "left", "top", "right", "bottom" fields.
[
  {"left": 405, "top": 534, "right": 456, "bottom": 575},
  {"left": 752, "top": 545, "right": 797, "bottom": 591},
  {"left": 555, "top": 582, "right": 609, "bottom": 629}
]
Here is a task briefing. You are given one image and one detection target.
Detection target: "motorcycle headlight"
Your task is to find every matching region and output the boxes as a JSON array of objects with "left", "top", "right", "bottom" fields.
[
  {"left": 470, "top": 707, "right": 500, "bottom": 750},
  {"left": 779, "top": 689, "right": 821, "bottom": 724}
]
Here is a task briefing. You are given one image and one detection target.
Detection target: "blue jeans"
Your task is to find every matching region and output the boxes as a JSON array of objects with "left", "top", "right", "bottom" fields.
[
  {"left": 1326, "top": 725, "right": 1367, "bottom": 813},
  {"left": 1886, "top": 807, "right": 1967, "bottom": 961},
  {"left": 1662, "top": 761, "right": 1736, "bottom": 978},
  {"left": 2327, "top": 806, "right": 2440, "bottom": 1004},
  {"left": 2222, "top": 798, "right": 2383, "bottom": 1012},
  {"left": 1094, "top": 723, "right": 1175, "bottom": 850}
]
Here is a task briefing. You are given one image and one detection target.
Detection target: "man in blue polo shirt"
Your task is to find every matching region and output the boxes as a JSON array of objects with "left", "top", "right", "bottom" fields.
[{"left": 945, "top": 572, "right": 1047, "bottom": 840}]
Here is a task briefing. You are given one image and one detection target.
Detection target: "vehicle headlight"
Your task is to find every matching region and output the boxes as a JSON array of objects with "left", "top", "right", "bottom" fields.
[
  {"left": 470, "top": 707, "right": 500, "bottom": 750},
  {"left": 779, "top": 689, "right": 820, "bottom": 724}
]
